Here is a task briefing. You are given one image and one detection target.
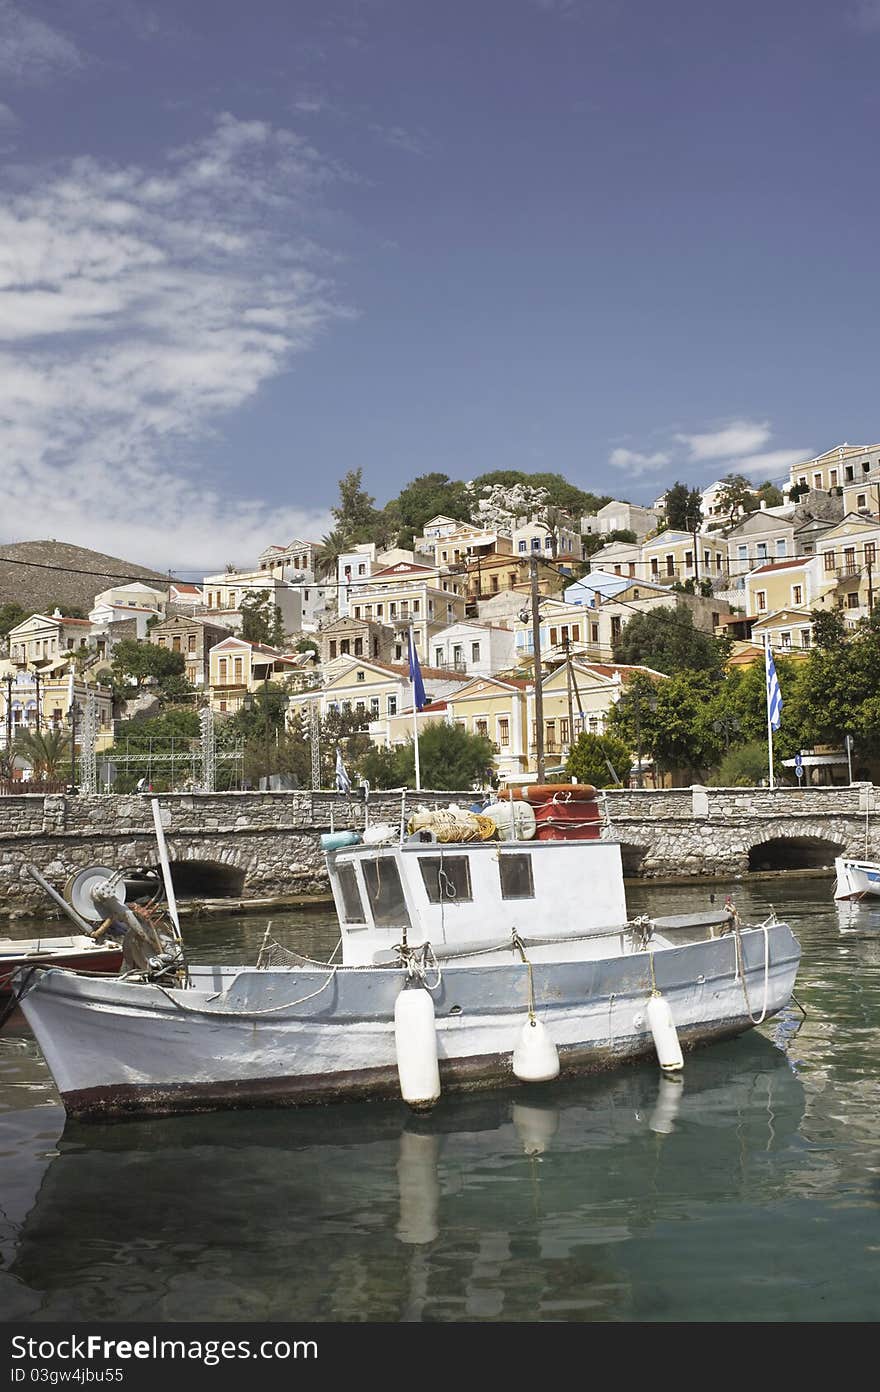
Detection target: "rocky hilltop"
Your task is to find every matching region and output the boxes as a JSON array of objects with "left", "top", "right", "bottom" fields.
[{"left": 0, "top": 540, "right": 169, "bottom": 618}]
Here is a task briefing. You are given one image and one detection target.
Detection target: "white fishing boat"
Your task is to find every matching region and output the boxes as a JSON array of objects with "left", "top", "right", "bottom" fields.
[
  {"left": 12, "top": 796, "right": 802, "bottom": 1122},
  {"left": 833, "top": 856, "right": 880, "bottom": 901}
]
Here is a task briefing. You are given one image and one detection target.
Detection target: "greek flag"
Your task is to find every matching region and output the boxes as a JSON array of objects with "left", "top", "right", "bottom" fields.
[
  {"left": 407, "top": 626, "right": 427, "bottom": 710},
  {"left": 766, "top": 645, "right": 783, "bottom": 731},
  {"left": 335, "top": 747, "right": 351, "bottom": 794}
]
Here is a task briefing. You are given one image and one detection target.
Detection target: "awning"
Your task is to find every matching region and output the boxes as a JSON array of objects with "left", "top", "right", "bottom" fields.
[{"left": 781, "top": 753, "right": 847, "bottom": 767}]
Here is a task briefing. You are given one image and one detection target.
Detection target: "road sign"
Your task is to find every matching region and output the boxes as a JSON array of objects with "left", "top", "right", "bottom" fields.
[{"left": 795, "top": 752, "right": 803, "bottom": 783}]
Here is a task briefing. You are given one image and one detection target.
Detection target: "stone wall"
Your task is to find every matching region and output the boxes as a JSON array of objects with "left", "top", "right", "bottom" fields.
[
  {"left": 1, "top": 783, "right": 878, "bottom": 908},
  {"left": 0, "top": 789, "right": 469, "bottom": 908}
]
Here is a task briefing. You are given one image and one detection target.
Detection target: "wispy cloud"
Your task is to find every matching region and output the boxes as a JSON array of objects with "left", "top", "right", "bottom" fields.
[
  {"left": 851, "top": 1, "right": 880, "bottom": 33},
  {"left": 370, "top": 123, "right": 432, "bottom": 156},
  {"left": 0, "top": 113, "right": 351, "bottom": 569},
  {"left": 675, "top": 420, "right": 772, "bottom": 461},
  {"left": 0, "top": 0, "right": 85, "bottom": 83},
  {"left": 725, "top": 448, "right": 813, "bottom": 479},
  {"left": 609, "top": 448, "right": 671, "bottom": 476}
]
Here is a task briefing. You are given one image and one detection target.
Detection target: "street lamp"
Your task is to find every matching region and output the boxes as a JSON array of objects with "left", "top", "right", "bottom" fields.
[
  {"left": 712, "top": 715, "right": 742, "bottom": 754},
  {"left": 626, "top": 688, "right": 658, "bottom": 788},
  {"left": 67, "top": 699, "right": 81, "bottom": 791}
]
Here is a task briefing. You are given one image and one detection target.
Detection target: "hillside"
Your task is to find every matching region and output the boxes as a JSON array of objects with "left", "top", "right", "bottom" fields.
[{"left": 0, "top": 540, "right": 171, "bottom": 619}]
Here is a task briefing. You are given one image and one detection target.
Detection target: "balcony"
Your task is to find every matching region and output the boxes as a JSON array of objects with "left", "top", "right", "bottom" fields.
[{"left": 836, "top": 565, "right": 860, "bottom": 582}]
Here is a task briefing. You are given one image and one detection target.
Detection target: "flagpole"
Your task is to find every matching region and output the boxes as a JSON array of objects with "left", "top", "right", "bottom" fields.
[
  {"left": 410, "top": 620, "right": 422, "bottom": 792},
  {"left": 764, "top": 635, "right": 775, "bottom": 790}
]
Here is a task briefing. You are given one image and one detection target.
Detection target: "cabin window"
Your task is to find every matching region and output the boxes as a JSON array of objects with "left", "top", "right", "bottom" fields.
[
  {"left": 336, "top": 863, "right": 366, "bottom": 923},
  {"left": 499, "top": 853, "right": 535, "bottom": 900},
  {"left": 419, "top": 856, "right": 473, "bottom": 903},
  {"left": 362, "top": 857, "right": 411, "bottom": 928}
]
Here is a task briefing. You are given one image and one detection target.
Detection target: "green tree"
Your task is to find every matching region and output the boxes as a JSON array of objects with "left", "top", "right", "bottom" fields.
[
  {"left": 810, "top": 607, "right": 846, "bottom": 650},
  {"left": 755, "top": 480, "right": 783, "bottom": 508},
  {"left": 583, "top": 528, "right": 637, "bottom": 559},
  {"left": 332, "top": 468, "right": 381, "bottom": 543},
  {"left": 785, "top": 622, "right": 880, "bottom": 759},
  {"left": 387, "top": 472, "right": 472, "bottom": 548},
  {"left": 102, "top": 709, "right": 201, "bottom": 792},
  {"left": 240, "top": 590, "right": 285, "bottom": 647},
  {"left": 664, "top": 482, "right": 703, "bottom": 532},
  {"left": 612, "top": 606, "right": 727, "bottom": 676},
  {"left": 362, "top": 723, "right": 495, "bottom": 790},
  {"left": 13, "top": 727, "right": 71, "bottom": 780},
  {"left": 716, "top": 473, "right": 759, "bottom": 525},
  {"left": 0, "top": 603, "right": 26, "bottom": 640},
  {"left": 608, "top": 671, "right": 722, "bottom": 781},
  {"left": 110, "top": 640, "right": 187, "bottom": 693},
  {"left": 566, "top": 732, "right": 632, "bottom": 788},
  {"left": 314, "top": 528, "right": 349, "bottom": 581},
  {"left": 709, "top": 740, "right": 774, "bottom": 787}
]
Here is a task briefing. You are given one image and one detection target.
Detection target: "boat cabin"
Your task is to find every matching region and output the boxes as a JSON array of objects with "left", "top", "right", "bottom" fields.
[{"left": 326, "top": 839, "right": 629, "bottom": 967}]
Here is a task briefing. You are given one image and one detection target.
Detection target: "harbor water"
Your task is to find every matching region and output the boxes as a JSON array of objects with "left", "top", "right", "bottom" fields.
[{"left": 2, "top": 875, "right": 879, "bottom": 1323}]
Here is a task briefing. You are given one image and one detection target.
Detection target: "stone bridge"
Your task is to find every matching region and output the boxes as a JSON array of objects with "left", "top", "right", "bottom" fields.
[{"left": 0, "top": 784, "right": 877, "bottom": 913}]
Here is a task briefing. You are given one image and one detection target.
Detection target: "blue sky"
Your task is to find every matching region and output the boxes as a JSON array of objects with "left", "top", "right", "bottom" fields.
[{"left": 1, "top": 0, "right": 878, "bottom": 570}]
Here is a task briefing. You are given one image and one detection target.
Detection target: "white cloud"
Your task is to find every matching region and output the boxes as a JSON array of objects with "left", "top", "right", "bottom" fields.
[
  {"left": 0, "top": 113, "right": 352, "bottom": 570},
  {"left": 609, "top": 447, "right": 671, "bottom": 476},
  {"left": 726, "top": 448, "right": 812, "bottom": 479},
  {"left": 0, "top": 0, "right": 84, "bottom": 83},
  {"left": 852, "top": 1, "right": 880, "bottom": 32},
  {"left": 675, "top": 419, "right": 772, "bottom": 461}
]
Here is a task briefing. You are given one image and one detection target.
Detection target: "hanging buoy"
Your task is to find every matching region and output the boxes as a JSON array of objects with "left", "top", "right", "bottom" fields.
[
  {"left": 646, "top": 994, "right": 684, "bottom": 1072},
  {"left": 512, "top": 1016, "right": 560, "bottom": 1082},
  {"left": 394, "top": 985, "right": 441, "bottom": 1110}
]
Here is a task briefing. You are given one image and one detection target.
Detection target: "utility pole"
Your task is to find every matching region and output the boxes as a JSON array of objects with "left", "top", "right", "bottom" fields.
[
  {"left": 263, "top": 674, "right": 272, "bottom": 791},
  {"left": 867, "top": 551, "right": 874, "bottom": 613},
  {"left": 563, "top": 632, "right": 575, "bottom": 754},
  {"left": 530, "top": 557, "right": 545, "bottom": 782}
]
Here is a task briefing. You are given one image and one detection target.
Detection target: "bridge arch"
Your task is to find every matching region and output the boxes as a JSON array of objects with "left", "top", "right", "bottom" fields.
[
  {"left": 747, "top": 830, "right": 844, "bottom": 872},
  {"left": 618, "top": 842, "right": 651, "bottom": 877},
  {"left": 156, "top": 839, "right": 253, "bottom": 900}
]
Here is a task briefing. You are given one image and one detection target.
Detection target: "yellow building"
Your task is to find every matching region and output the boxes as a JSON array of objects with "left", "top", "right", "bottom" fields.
[
  {"left": 0, "top": 668, "right": 114, "bottom": 761},
  {"left": 744, "top": 558, "right": 815, "bottom": 618},
  {"left": 292, "top": 655, "right": 472, "bottom": 729},
  {"left": 788, "top": 442, "right": 880, "bottom": 495},
  {"left": 208, "top": 637, "right": 303, "bottom": 713},
  {"left": 347, "top": 561, "right": 467, "bottom": 660},
  {"left": 371, "top": 660, "right": 666, "bottom": 779},
  {"left": 641, "top": 531, "right": 726, "bottom": 585},
  {"left": 7, "top": 612, "right": 94, "bottom": 670},
  {"left": 812, "top": 514, "right": 880, "bottom": 627}
]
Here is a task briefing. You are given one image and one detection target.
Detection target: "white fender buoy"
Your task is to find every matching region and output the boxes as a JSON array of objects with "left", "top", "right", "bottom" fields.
[
  {"left": 396, "top": 1130, "right": 441, "bottom": 1245},
  {"left": 649, "top": 1074, "right": 683, "bottom": 1134},
  {"left": 512, "top": 1102, "right": 559, "bottom": 1155},
  {"left": 394, "top": 986, "right": 441, "bottom": 1110},
  {"left": 512, "top": 1017, "right": 560, "bottom": 1083},
  {"left": 646, "top": 994, "right": 684, "bottom": 1072}
]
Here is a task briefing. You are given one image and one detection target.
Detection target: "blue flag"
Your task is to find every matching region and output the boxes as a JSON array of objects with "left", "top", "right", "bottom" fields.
[
  {"left": 766, "top": 645, "right": 783, "bottom": 732},
  {"left": 408, "top": 627, "right": 427, "bottom": 710}
]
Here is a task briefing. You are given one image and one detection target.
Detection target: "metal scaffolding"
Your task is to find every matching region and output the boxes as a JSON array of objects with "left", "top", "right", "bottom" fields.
[{"left": 79, "top": 691, "right": 99, "bottom": 795}]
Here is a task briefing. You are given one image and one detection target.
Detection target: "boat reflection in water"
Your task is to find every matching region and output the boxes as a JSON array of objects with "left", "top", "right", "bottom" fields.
[{"left": 6, "top": 1033, "right": 806, "bottom": 1322}]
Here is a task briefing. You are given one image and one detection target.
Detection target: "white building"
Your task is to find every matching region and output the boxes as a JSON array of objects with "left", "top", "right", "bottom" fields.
[
  {"left": 89, "top": 583, "right": 167, "bottom": 639},
  {"left": 428, "top": 620, "right": 515, "bottom": 677},
  {"left": 201, "top": 570, "right": 304, "bottom": 637}
]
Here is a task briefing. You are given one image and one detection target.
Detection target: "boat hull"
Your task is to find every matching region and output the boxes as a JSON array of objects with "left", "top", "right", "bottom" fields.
[
  {"left": 17, "top": 924, "right": 801, "bottom": 1120},
  {"left": 833, "top": 856, "right": 880, "bottom": 901}
]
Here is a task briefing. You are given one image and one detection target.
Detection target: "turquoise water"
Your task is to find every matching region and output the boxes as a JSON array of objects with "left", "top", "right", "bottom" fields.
[{"left": 1, "top": 876, "right": 879, "bottom": 1323}]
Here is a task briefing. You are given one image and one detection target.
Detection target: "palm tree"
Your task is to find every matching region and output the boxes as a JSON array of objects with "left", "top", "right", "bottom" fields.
[
  {"left": 314, "top": 528, "right": 349, "bottom": 581},
  {"left": 14, "top": 727, "right": 72, "bottom": 780}
]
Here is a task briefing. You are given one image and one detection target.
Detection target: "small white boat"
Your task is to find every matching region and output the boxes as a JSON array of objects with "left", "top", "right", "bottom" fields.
[
  {"left": 833, "top": 856, "right": 880, "bottom": 901},
  {"left": 1, "top": 935, "right": 123, "bottom": 998},
  {"left": 15, "top": 801, "right": 802, "bottom": 1121}
]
